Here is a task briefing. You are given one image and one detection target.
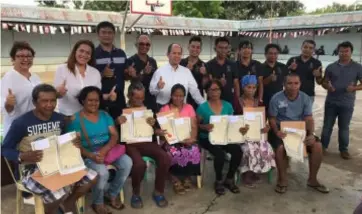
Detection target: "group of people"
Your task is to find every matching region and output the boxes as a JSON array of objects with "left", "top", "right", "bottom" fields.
[{"left": 1, "top": 20, "right": 362, "bottom": 214}]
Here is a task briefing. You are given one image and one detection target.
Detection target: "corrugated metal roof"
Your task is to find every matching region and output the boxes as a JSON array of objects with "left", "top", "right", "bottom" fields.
[{"left": 1, "top": 3, "right": 362, "bottom": 31}]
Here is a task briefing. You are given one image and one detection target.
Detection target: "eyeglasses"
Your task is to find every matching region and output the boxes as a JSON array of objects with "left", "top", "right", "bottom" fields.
[
  {"left": 139, "top": 42, "right": 151, "bottom": 47},
  {"left": 15, "top": 55, "right": 34, "bottom": 59}
]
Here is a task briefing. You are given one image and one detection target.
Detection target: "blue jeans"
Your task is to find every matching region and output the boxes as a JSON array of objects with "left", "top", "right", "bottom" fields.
[
  {"left": 321, "top": 102, "right": 354, "bottom": 152},
  {"left": 85, "top": 154, "right": 133, "bottom": 204}
]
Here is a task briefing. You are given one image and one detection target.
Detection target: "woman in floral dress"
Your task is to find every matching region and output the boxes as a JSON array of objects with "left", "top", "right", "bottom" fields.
[
  {"left": 235, "top": 75, "right": 276, "bottom": 188},
  {"left": 158, "top": 84, "right": 200, "bottom": 195}
]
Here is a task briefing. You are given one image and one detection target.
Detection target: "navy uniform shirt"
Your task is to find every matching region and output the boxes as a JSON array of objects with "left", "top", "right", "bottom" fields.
[
  {"left": 127, "top": 54, "right": 158, "bottom": 112},
  {"left": 94, "top": 45, "right": 130, "bottom": 119},
  {"left": 206, "top": 58, "right": 238, "bottom": 103},
  {"left": 286, "top": 56, "right": 322, "bottom": 96},
  {"left": 236, "top": 59, "right": 262, "bottom": 95},
  {"left": 260, "top": 61, "right": 289, "bottom": 107},
  {"left": 180, "top": 57, "right": 206, "bottom": 109}
]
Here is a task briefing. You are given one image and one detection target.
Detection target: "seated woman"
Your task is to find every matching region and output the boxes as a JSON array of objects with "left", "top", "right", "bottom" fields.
[
  {"left": 235, "top": 75, "right": 275, "bottom": 188},
  {"left": 159, "top": 84, "right": 200, "bottom": 195},
  {"left": 66, "top": 86, "right": 132, "bottom": 214},
  {"left": 1, "top": 84, "right": 97, "bottom": 214},
  {"left": 196, "top": 80, "right": 242, "bottom": 195},
  {"left": 117, "top": 82, "right": 171, "bottom": 208}
]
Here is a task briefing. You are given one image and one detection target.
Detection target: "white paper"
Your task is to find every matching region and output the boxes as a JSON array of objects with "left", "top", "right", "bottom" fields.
[
  {"left": 157, "top": 116, "right": 168, "bottom": 125},
  {"left": 133, "top": 110, "right": 144, "bottom": 118},
  {"left": 228, "top": 116, "right": 239, "bottom": 123},
  {"left": 284, "top": 128, "right": 297, "bottom": 133},
  {"left": 244, "top": 112, "right": 256, "bottom": 121},
  {"left": 210, "top": 115, "right": 222, "bottom": 123},
  {"left": 174, "top": 118, "right": 185, "bottom": 125},
  {"left": 57, "top": 132, "right": 75, "bottom": 145},
  {"left": 32, "top": 138, "right": 50, "bottom": 150}
]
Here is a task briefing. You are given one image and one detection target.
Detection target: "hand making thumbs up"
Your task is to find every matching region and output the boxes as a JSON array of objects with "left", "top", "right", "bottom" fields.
[
  {"left": 128, "top": 62, "right": 137, "bottom": 78},
  {"left": 6, "top": 88, "right": 16, "bottom": 109},
  {"left": 144, "top": 61, "right": 152, "bottom": 75},
  {"left": 109, "top": 85, "right": 117, "bottom": 101},
  {"left": 200, "top": 63, "right": 207, "bottom": 75},
  {"left": 327, "top": 80, "right": 336, "bottom": 92},
  {"left": 313, "top": 66, "right": 323, "bottom": 77},
  {"left": 187, "top": 61, "right": 195, "bottom": 70},
  {"left": 271, "top": 70, "right": 277, "bottom": 82},
  {"left": 157, "top": 76, "right": 165, "bottom": 89},
  {"left": 103, "top": 64, "right": 114, "bottom": 78},
  {"left": 289, "top": 58, "right": 298, "bottom": 70},
  {"left": 56, "top": 80, "right": 67, "bottom": 97},
  {"left": 220, "top": 73, "right": 227, "bottom": 86},
  {"left": 346, "top": 82, "right": 356, "bottom": 93}
]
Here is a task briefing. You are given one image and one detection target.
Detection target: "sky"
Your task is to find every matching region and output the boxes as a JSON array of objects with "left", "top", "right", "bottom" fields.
[{"left": 0, "top": 0, "right": 359, "bottom": 12}]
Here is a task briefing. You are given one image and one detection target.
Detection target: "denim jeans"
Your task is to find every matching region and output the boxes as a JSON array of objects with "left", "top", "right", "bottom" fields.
[
  {"left": 321, "top": 102, "right": 354, "bottom": 152},
  {"left": 85, "top": 154, "right": 133, "bottom": 204}
]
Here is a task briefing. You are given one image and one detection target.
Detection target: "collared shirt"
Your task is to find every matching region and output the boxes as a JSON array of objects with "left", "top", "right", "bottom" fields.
[
  {"left": 236, "top": 59, "right": 262, "bottom": 95},
  {"left": 325, "top": 60, "right": 362, "bottom": 106},
  {"left": 149, "top": 62, "right": 205, "bottom": 106},
  {"left": 128, "top": 54, "right": 158, "bottom": 111},
  {"left": 1, "top": 68, "right": 42, "bottom": 136},
  {"left": 54, "top": 64, "right": 101, "bottom": 116},
  {"left": 180, "top": 57, "right": 206, "bottom": 109},
  {"left": 260, "top": 61, "right": 289, "bottom": 106},
  {"left": 286, "top": 56, "right": 322, "bottom": 96},
  {"left": 206, "top": 58, "right": 238, "bottom": 103}
]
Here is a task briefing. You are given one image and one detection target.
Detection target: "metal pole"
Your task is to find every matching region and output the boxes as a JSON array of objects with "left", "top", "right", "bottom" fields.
[
  {"left": 120, "top": 0, "right": 130, "bottom": 50},
  {"left": 269, "top": 1, "right": 273, "bottom": 43}
]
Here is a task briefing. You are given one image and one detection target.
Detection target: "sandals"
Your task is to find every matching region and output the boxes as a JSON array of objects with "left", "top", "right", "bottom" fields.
[
  {"left": 224, "top": 180, "right": 240, "bottom": 194},
  {"left": 214, "top": 181, "right": 226, "bottom": 195},
  {"left": 275, "top": 184, "right": 288, "bottom": 194},
  {"left": 91, "top": 204, "right": 112, "bottom": 214},
  {"left": 104, "top": 194, "right": 125, "bottom": 210},
  {"left": 308, "top": 183, "right": 330, "bottom": 194},
  {"left": 183, "top": 178, "right": 193, "bottom": 191},
  {"left": 130, "top": 195, "right": 144, "bottom": 209},
  {"left": 152, "top": 194, "right": 168, "bottom": 208},
  {"left": 173, "top": 181, "right": 186, "bottom": 195}
]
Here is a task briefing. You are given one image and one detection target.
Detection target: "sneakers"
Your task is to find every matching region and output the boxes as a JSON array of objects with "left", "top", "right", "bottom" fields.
[{"left": 340, "top": 151, "right": 351, "bottom": 160}]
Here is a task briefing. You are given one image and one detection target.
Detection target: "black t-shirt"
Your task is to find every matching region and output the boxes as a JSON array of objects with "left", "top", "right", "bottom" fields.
[
  {"left": 127, "top": 54, "right": 158, "bottom": 112},
  {"left": 236, "top": 59, "right": 262, "bottom": 95},
  {"left": 261, "top": 61, "right": 289, "bottom": 106},
  {"left": 180, "top": 57, "right": 206, "bottom": 109},
  {"left": 206, "top": 58, "right": 238, "bottom": 103},
  {"left": 286, "top": 56, "right": 322, "bottom": 96}
]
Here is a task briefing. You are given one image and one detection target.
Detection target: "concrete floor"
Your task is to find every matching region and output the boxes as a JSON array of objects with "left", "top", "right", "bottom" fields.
[{"left": 1, "top": 90, "right": 362, "bottom": 214}]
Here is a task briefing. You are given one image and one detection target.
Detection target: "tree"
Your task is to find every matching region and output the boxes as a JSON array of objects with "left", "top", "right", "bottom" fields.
[
  {"left": 82, "top": 1, "right": 128, "bottom": 12},
  {"left": 309, "top": 2, "right": 362, "bottom": 14},
  {"left": 221, "top": 1, "right": 305, "bottom": 20},
  {"left": 172, "top": 1, "right": 224, "bottom": 18},
  {"left": 37, "top": 0, "right": 67, "bottom": 8}
]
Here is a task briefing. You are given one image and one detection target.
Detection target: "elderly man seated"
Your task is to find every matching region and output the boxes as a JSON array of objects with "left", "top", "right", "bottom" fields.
[{"left": 268, "top": 73, "right": 329, "bottom": 194}]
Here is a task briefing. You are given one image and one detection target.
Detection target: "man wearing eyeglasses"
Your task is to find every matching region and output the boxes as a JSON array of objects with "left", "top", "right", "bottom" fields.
[{"left": 128, "top": 35, "right": 158, "bottom": 112}]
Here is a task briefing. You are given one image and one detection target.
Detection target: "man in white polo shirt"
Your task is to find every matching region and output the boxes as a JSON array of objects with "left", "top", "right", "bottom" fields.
[{"left": 149, "top": 43, "right": 205, "bottom": 111}]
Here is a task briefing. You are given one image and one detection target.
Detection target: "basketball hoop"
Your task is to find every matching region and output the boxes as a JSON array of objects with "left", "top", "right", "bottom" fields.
[{"left": 131, "top": 0, "right": 172, "bottom": 16}]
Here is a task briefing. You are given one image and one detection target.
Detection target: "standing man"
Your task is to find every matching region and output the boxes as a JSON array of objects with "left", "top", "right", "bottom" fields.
[
  {"left": 321, "top": 41, "right": 362, "bottom": 159},
  {"left": 268, "top": 73, "right": 329, "bottom": 194},
  {"left": 260, "top": 44, "right": 289, "bottom": 110},
  {"left": 236, "top": 40, "right": 263, "bottom": 101},
  {"left": 149, "top": 43, "right": 205, "bottom": 111},
  {"left": 206, "top": 37, "right": 240, "bottom": 104},
  {"left": 180, "top": 36, "right": 208, "bottom": 110},
  {"left": 94, "top": 21, "right": 135, "bottom": 120},
  {"left": 287, "top": 40, "right": 323, "bottom": 103},
  {"left": 128, "top": 34, "right": 158, "bottom": 112}
]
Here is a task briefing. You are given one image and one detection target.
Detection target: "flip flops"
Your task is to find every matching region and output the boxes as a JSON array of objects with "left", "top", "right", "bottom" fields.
[
  {"left": 307, "top": 183, "right": 330, "bottom": 194},
  {"left": 274, "top": 184, "right": 288, "bottom": 194}
]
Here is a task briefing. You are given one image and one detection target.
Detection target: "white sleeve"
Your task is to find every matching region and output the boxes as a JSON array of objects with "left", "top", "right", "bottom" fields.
[
  {"left": 53, "top": 65, "right": 66, "bottom": 88},
  {"left": 94, "top": 68, "right": 102, "bottom": 89},
  {"left": 149, "top": 68, "right": 161, "bottom": 96},
  {"left": 187, "top": 69, "right": 205, "bottom": 105},
  {"left": 1, "top": 73, "right": 15, "bottom": 116}
]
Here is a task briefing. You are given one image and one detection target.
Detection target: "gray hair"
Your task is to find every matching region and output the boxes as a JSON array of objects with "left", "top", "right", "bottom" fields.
[{"left": 127, "top": 81, "right": 145, "bottom": 97}]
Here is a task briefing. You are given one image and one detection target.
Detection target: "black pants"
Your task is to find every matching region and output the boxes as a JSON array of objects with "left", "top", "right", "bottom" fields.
[{"left": 199, "top": 138, "right": 242, "bottom": 181}]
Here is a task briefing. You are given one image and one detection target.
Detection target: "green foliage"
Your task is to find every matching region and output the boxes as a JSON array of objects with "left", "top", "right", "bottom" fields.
[
  {"left": 82, "top": 0, "right": 128, "bottom": 12},
  {"left": 309, "top": 2, "right": 362, "bottom": 14},
  {"left": 37, "top": 0, "right": 67, "bottom": 8},
  {"left": 172, "top": 1, "right": 224, "bottom": 18}
]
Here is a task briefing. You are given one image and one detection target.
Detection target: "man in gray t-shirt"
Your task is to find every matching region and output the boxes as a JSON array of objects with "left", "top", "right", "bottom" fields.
[
  {"left": 321, "top": 41, "right": 362, "bottom": 159},
  {"left": 268, "top": 73, "right": 329, "bottom": 194}
]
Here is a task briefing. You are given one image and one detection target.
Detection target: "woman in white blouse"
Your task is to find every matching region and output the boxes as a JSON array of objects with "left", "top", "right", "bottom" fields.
[
  {"left": 1, "top": 41, "right": 42, "bottom": 136},
  {"left": 54, "top": 40, "right": 102, "bottom": 116}
]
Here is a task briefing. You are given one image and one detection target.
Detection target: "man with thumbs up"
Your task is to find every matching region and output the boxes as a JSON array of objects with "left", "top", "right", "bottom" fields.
[
  {"left": 128, "top": 35, "right": 158, "bottom": 111},
  {"left": 180, "top": 36, "right": 208, "bottom": 109},
  {"left": 286, "top": 40, "right": 323, "bottom": 104},
  {"left": 320, "top": 41, "right": 362, "bottom": 159}
]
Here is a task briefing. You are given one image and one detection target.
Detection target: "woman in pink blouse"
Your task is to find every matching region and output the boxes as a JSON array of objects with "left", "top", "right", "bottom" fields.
[{"left": 158, "top": 84, "right": 200, "bottom": 195}]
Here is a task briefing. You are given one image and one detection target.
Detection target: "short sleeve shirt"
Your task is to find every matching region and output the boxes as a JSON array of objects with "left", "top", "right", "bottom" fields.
[
  {"left": 196, "top": 101, "right": 234, "bottom": 139},
  {"left": 160, "top": 104, "right": 196, "bottom": 118},
  {"left": 66, "top": 110, "right": 114, "bottom": 152},
  {"left": 268, "top": 91, "right": 312, "bottom": 124}
]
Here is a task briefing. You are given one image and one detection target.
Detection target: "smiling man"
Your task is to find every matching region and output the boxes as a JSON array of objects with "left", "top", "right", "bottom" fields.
[{"left": 149, "top": 43, "right": 205, "bottom": 111}]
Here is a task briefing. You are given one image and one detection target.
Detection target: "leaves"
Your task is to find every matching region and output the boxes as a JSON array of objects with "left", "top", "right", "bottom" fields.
[
  {"left": 309, "top": 2, "right": 362, "bottom": 14},
  {"left": 172, "top": 1, "right": 224, "bottom": 18}
]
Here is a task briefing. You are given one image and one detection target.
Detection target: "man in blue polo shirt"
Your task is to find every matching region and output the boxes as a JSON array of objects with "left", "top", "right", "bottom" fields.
[{"left": 94, "top": 21, "right": 136, "bottom": 120}]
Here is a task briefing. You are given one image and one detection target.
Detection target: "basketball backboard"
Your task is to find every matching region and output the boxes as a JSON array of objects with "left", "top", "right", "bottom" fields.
[{"left": 131, "top": 0, "right": 172, "bottom": 16}]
